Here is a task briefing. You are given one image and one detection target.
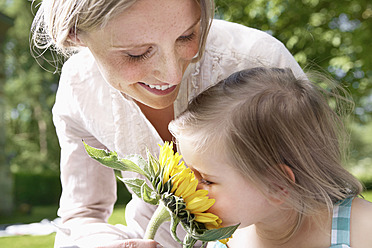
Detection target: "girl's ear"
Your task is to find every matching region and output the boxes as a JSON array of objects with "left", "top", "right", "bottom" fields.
[
  {"left": 281, "top": 164, "right": 295, "bottom": 183},
  {"left": 68, "top": 28, "right": 86, "bottom": 47},
  {"left": 268, "top": 164, "right": 295, "bottom": 205}
]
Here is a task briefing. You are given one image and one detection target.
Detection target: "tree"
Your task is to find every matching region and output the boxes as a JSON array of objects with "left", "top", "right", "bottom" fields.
[
  {"left": 0, "top": 11, "right": 13, "bottom": 215},
  {"left": 215, "top": 0, "right": 372, "bottom": 122},
  {"left": 0, "top": 0, "right": 60, "bottom": 174}
]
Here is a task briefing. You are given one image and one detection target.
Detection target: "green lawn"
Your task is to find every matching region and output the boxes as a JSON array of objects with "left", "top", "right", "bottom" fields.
[
  {"left": 362, "top": 190, "right": 372, "bottom": 201},
  {"left": 0, "top": 205, "right": 126, "bottom": 248},
  {"left": 1, "top": 192, "right": 372, "bottom": 248}
]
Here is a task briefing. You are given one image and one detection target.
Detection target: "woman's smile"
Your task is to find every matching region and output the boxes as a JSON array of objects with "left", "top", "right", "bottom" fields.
[
  {"left": 138, "top": 82, "right": 177, "bottom": 96},
  {"left": 78, "top": 0, "right": 201, "bottom": 109}
]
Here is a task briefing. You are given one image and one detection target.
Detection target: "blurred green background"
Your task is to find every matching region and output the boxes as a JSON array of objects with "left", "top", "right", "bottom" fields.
[{"left": 0, "top": 0, "right": 371, "bottom": 235}]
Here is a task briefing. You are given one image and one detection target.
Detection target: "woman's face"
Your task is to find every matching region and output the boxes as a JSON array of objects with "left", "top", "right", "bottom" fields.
[{"left": 79, "top": 0, "right": 201, "bottom": 109}]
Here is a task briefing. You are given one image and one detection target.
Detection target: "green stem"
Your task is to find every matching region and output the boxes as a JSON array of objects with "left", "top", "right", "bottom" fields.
[{"left": 144, "top": 201, "right": 172, "bottom": 239}]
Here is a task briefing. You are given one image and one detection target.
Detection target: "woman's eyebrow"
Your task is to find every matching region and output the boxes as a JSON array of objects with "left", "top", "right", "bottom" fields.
[
  {"left": 184, "top": 16, "right": 201, "bottom": 33},
  {"left": 110, "top": 16, "right": 201, "bottom": 50},
  {"left": 110, "top": 43, "right": 152, "bottom": 49}
]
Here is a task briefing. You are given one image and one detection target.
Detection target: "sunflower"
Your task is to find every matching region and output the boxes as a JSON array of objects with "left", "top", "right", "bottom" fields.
[
  {"left": 158, "top": 142, "right": 222, "bottom": 228},
  {"left": 83, "top": 141, "right": 237, "bottom": 247}
]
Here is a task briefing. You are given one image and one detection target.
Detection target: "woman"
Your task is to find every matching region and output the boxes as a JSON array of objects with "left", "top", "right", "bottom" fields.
[{"left": 31, "top": 0, "right": 304, "bottom": 247}]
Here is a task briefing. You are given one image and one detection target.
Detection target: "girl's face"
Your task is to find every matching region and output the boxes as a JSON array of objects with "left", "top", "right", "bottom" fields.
[
  {"left": 179, "top": 138, "right": 278, "bottom": 228},
  {"left": 79, "top": 0, "right": 201, "bottom": 109}
]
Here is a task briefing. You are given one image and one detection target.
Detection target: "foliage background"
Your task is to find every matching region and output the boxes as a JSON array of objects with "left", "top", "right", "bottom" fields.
[
  {"left": 1, "top": 0, "right": 60, "bottom": 174},
  {"left": 0, "top": 0, "right": 371, "bottom": 208}
]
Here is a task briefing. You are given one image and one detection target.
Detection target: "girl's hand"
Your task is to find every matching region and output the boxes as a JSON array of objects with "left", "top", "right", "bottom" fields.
[{"left": 95, "top": 239, "right": 163, "bottom": 248}]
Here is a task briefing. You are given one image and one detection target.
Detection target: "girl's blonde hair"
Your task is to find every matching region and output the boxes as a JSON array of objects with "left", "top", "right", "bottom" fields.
[
  {"left": 169, "top": 67, "right": 363, "bottom": 237},
  {"left": 31, "top": 0, "right": 214, "bottom": 60}
]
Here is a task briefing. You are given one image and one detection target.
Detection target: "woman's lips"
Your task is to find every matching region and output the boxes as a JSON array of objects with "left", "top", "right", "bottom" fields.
[{"left": 138, "top": 82, "right": 177, "bottom": 95}]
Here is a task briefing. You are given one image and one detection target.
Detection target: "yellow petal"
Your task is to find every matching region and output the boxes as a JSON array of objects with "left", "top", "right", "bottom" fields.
[
  {"left": 219, "top": 236, "right": 232, "bottom": 245},
  {"left": 204, "top": 218, "right": 223, "bottom": 229},
  {"left": 184, "top": 189, "right": 209, "bottom": 203},
  {"left": 194, "top": 212, "right": 219, "bottom": 223},
  {"left": 180, "top": 176, "right": 198, "bottom": 199},
  {"left": 174, "top": 178, "right": 189, "bottom": 196},
  {"left": 174, "top": 172, "right": 197, "bottom": 198},
  {"left": 186, "top": 197, "right": 215, "bottom": 213},
  {"left": 171, "top": 168, "right": 191, "bottom": 193}
]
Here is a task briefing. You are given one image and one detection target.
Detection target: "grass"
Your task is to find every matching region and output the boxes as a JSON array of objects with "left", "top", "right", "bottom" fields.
[
  {"left": 362, "top": 190, "right": 372, "bottom": 201},
  {"left": 0, "top": 234, "right": 56, "bottom": 247},
  {"left": 0, "top": 204, "right": 126, "bottom": 248},
  {"left": 1, "top": 192, "right": 372, "bottom": 248}
]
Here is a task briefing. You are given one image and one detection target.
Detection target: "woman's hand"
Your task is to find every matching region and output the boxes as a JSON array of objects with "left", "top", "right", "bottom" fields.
[{"left": 95, "top": 239, "right": 163, "bottom": 248}]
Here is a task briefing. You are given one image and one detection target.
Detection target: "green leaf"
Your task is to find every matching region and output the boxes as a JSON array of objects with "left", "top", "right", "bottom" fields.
[
  {"left": 182, "top": 233, "right": 198, "bottom": 248},
  {"left": 170, "top": 216, "right": 183, "bottom": 244},
  {"left": 141, "top": 182, "right": 159, "bottom": 205},
  {"left": 188, "top": 224, "right": 240, "bottom": 242},
  {"left": 145, "top": 148, "right": 156, "bottom": 177},
  {"left": 83, "top": 141, "right": 147, "bottom": 176},
  {"left": 124, "top": 154, "right": 151, "bottom": 179},
  {"left": 119, "top": 178, "right": 146, "bottom": 199},
  {"left": 148, "top": 151, "right": 161, "bottom": 177}
]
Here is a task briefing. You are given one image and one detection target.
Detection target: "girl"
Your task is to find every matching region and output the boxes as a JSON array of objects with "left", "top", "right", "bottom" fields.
[
  {"left": 31, "top": 0, "right": 304, "bottom": 247},
  {"left": 169, "top": 67, "right": 372, "bottom": 247}
]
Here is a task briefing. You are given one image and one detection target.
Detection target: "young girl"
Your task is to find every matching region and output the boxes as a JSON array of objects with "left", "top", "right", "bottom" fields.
[{"left": 169, "top": 67, "right": 372, "bottom": 247}]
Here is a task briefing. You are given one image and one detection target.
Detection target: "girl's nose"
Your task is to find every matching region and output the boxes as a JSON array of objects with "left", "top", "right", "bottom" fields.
[{"left": 196, "top": 181, "right": 204, "bottom": 191}]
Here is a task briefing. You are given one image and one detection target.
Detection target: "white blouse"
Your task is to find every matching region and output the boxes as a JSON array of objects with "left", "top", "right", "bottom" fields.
[{"left": 52, "top": 19, "right": 304, "bottom": 247}]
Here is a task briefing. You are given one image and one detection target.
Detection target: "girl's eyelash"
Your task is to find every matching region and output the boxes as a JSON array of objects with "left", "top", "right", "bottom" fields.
[
  {"left": 200, "top": 178, "right": 213, "bottom": 185},
  {"left": 178, "top": 32, "right": 196, "bottom": 42}
]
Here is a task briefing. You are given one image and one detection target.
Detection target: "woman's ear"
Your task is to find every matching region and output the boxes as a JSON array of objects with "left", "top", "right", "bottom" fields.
[{"left": 68, "top": 28, "right": 86, "bottom": 47}]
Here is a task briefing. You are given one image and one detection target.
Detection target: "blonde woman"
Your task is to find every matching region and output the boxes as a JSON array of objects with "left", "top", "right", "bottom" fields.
[
  {"left": 169, "top": 67, "right": 372, "bottom": 248},
  {"left": 31, "top": 0, "right": 304, "bottom": 247}
]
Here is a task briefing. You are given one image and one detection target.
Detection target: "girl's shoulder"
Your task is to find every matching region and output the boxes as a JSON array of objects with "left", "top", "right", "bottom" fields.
[{"left": 350, "top": 197, "right": 372, "bottom": 247}]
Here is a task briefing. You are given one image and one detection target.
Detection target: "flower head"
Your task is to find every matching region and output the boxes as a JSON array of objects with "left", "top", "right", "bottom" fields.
[
  {"left": 83, "top": 141, "right": 238, "bottom": 247},
  {"left": 158, "top": 142, "right": 222, "bottom": 228}
]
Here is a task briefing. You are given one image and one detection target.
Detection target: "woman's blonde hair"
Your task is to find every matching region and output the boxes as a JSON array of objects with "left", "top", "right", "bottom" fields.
[
  {"left": 31, "top": 0, "right": 214, "bottom": 60},
  {"left": 169, "top": 67, "right": 363, "bottom": 239}
]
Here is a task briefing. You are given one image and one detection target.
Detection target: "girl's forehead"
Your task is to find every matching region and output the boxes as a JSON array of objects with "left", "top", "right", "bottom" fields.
[{"left": 180, "top": 139, "right": 230, "bottom": 169}]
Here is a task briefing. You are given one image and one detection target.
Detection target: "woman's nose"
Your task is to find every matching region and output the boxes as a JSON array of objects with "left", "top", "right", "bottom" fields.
[{"left": 153, "top": 49, "right": 183, "bottom": 85}]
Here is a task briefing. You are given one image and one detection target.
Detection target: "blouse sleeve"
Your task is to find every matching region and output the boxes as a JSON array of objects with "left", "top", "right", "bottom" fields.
[{"left": 52, "top": 59, "right": 142, "bottom": 247}]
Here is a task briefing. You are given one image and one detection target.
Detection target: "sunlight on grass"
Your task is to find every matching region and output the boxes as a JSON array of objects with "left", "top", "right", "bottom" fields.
[
  {"left": 0, "top": 205, "right": 126, "bottom": 248},
  {"left": 0, "top": 233, "right": 55, "bottom": 248},
  {"left": 108, "top": 204, "right": 126, "bottom": 225},
  {"left": 362, "top": 190, "right": 372, "bottom": 202}
]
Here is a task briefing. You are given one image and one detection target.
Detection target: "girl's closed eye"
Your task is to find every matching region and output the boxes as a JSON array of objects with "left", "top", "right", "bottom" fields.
[{"left": 200, "top": 178, "right": 213, "bottom": 185}]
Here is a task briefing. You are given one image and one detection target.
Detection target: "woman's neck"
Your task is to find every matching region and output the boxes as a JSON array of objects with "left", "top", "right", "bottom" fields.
[{"left": 135, "top": 100, "right": 175, "bottom": 144}]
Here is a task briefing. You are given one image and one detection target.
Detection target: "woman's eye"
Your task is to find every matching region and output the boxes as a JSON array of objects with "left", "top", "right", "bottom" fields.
[
  {"left": 126, "top": 47, "right": 153, "bottom": 62},
  {"left": 177, "top": 32, "right": 196, "bottom": 42},
  {"left": 200, "top": 178, "right": 213, "bottom": 185}
]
